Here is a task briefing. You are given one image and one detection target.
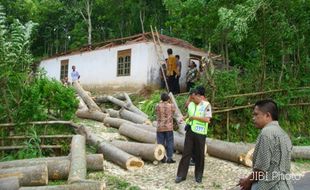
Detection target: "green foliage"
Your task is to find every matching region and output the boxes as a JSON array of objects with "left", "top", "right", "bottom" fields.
[
  {"left": 1, "top": 0, "right": 310, "bottom": 147},
  {"left": 140, "top": 91, "right": 162, "bottom": 121},
  {"left": 0, "top": 6, "right": 78, "bottom": 160},
  {"left": 213, "top": 69, "right": 240, "bottom": 97},
  {"left": 0, "top": 8, "right": 78, "bottom": 123},
  {"left": 16, "top": 126, "right": 42, "bottom": 159}
]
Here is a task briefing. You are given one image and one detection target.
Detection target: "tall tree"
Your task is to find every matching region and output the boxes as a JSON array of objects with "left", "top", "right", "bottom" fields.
[{"left": 73, "top": 0, "right": 93, "bottom": 46}]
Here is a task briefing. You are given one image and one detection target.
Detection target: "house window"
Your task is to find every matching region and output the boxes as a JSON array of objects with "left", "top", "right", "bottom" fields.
[
  {"left": 117, "top": 49, "right": 131, "bottom": 76},
  {"left": 60, "top": 59, "right": 69, "bottom": 80}
]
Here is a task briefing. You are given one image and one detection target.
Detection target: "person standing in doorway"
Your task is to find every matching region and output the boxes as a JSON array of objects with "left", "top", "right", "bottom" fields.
[
  {"left": 175, "top": 55, "right": 182, "bottom": 93},
  {"left": 166, "top": 48, "right": 178, "bottom": 94},
  {"left": 160, "top": 59, "right": 168, "bottom": 89},
  {"left": 71, "top": 65, "right": 80, "bottom": 84},
  {"left": 186, "top": 61, "right": 199, "bottom": 92}
]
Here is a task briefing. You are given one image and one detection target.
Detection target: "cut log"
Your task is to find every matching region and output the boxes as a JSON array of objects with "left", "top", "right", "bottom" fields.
[
  {"left": 0, "top": 154, "right": 103, "bottom": 174},
  {"left": 168, "top": 92, "right": 186, "bottom": 135},
  {"left": 119, "top": 123, "right": 185, "bottom": 153},
  {"left": 84, "top": 154, "right": 104, "bottom": 171},
  {"left": 110, "top": 140, "right": 165, "bottom": 161},
  {"left": 0, "top": 164, "right": 48, "bottom": 186},
  {"left": 73, "top": 82, "right": 101, "bottom": 111},
  {"left": 292, "top": 146, "right": 310, "bottom": 160},
  {"left": 133, "top": 124, "right": 157, "bottom": 133},
  {"left": 205, "top": 138, "right": 254, "bottom": 167},
  {"left": 119, "top": 109, "right": 150, "bottom": 124},
  {"left": 0, "top": 176, "right": 19, "bottom": 190},
  {"left": 103, "top": 117, "right": 134, "bottom": 129},
  {"left": 76, "top": 125, "right": 144, "bottom": 170},
  {"left": 94, "top": 93, "right": 126, "bottom": 104},
  {"left": 123, "top": 92, "right": 133, "bottom": 105},
  {"left": 107, "top": 95, "right": 148, "bottom": 118},
  {"left": 19, "top": 181, "right": 105, "bottom": 190},
  {"left": 77, "top": 96, "right": 88, "bottom": 111},
  {"left": 68, "top": 135, "right": 86, "bottom": 184},
  {"left": 105, "top": 109, "right": 120, "bottom": 118},
  {"left": 119, "top": 123, "right": 156, "bottom": 144},
  {"left": 76, "top": 109, "right": 107, "bottom": 122},
  {"left": 173, "top": 132, "right": 185, "bottom": 153}
]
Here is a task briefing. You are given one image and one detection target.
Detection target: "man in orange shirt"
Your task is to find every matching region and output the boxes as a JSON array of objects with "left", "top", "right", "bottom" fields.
[{"left": 166, "top": 48, "right": 178, "bottom": 94}]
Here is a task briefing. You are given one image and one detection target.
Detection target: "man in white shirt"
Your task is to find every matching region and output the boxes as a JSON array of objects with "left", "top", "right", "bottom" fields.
[{"left": 71, "top": 65, "right": 80, "bottom": 83}]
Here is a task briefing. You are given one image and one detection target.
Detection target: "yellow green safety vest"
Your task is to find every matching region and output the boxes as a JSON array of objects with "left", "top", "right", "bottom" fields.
[
  {"left": 188, "top": 101, "right": 210, "bottom": 135},
  {"left": 185, "top": 102, "right": 196, "bottom": 125}
]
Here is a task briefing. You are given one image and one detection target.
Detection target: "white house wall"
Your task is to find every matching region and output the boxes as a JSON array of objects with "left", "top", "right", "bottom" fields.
[
  {"left": 40, "top": 41, "right": 206, "bottom": 91},
  {"left": 40, "top": 43, "right": 150, "bottom": 89}
]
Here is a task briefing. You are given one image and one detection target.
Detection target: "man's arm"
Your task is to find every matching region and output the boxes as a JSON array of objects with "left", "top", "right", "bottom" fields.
[
  {"left": 238, "top": 169, "right": 265, "bottom": 190},
  {"left": 189, "top": 115, "right": 211, "bottom": 123},
  {"left": 239, "top": 134, "right": 271, "bottom": 190}
]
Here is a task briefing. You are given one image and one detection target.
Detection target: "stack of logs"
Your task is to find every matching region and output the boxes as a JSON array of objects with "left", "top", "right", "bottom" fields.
[
  {"left": 0, "top": 135, "right": 105, "bottom": 190},
  {"left": 72, "top": 82, "right": 258, "bottom": 169},
  {"left": 72, "top": 82, "right": 310, "bottom": 170}
]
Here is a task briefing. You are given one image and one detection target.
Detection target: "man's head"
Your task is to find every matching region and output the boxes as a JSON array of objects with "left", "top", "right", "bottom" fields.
[
  {"left": 161, "top": 92, "right": 170, "bottom": 102},
  {"left": 253, "top": 99, "right": 278, "bottom": 128},
  {"left": 167, "top": 48, "right": 173, "bottom": 55},
  {"left": 176, "top": 55, "right": 180, "bottom": 60},
  {"left": 189, "top": 89, "right": 202, "bottom": 105},
  {"left": 72, "top": 65, "right": 76, "bottom": 71},
  {"left": 189, "top": 61, "right": 196, "bottom": 68},
  {"left": 196, "top": 86, "right": 205, "bottom": 97}
]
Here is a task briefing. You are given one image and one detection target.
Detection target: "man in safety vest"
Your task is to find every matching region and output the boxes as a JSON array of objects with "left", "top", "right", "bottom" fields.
[
  {"left": 175, "top": 88, "right": 212, "bottom": 184},
  {"left": 184, "top": 86, "right": 206, "bottom": 166}
]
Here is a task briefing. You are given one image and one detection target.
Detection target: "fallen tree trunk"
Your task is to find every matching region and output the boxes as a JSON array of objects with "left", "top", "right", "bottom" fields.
[
  {"left": 94, "top": 93, "right": 126, "bottom": 104},
  {"left": 105, "top": 109, "right": 120, "bottom": 118},
  {"left": 107, "top": 95, "right": 148, "bottom": 118},
  {"left": 123, "top": 92, "right": 133, "bottom": 105},
  {"left": 119, "top": 123, "right": 185, "bottom": 153},
  {"left": 76, "top": 125, "right": 144, "bottom": 170},
  {"left": 123, "top": 93, "right": 149, "bottom": 118},
  {"left": 76, "top": 109, "right": 107, "bottom": 122},
  {"left": 0, "top": 164, "right": 48, "bottom": 186},
  {"left": 119, "top": 123, "right": 156, "bottom": 143},
  {"left": 292, "top": 146, "right": 310, "bottom": 160},
  {"left": 119, "top": 109, "right": 150, "bottom": 124},
  {"left": 0, "top": 154, "right": 103, "bottom": 179},
  {"left": 103, "top": 117, "right": 134, "bottom": 129},
  {"left": 19, "top": 181, "right": 105, "bottom": 190},
  {"left": 73, "top": 82, "right": 101, "bottom": 111},
  {"left": 129, "top": 124, "right": 157, "bottom": 133},
  {"left": 68, "top": 135, "right": 86, "bottom": 184},
  {"left": 168, "top": 92, "right": 186, "bottom": 135},
  {"left": 110, "top": 140, "right": 165, "bottom": 161},
  {"left": 77, "top": 96, "right": 88, "bottom": 110},
  {"left": 205, "top": 138, "right": 254, "bottom": 167},
  {"left": 0, "top": 176, "right": 19, "bottom": 190}
]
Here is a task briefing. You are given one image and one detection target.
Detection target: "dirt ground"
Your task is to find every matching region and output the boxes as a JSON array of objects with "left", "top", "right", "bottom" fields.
[{"left": 78, "top": 119, "right": 310, "bottom": 190}]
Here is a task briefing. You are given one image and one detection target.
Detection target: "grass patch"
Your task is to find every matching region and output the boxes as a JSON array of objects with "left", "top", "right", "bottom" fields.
[
  {"left": 48, "top": 180, "right": 67, "bottom": 186},
  {"left": 293, "top": 159, "right": 310, "bottom": 164}
]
